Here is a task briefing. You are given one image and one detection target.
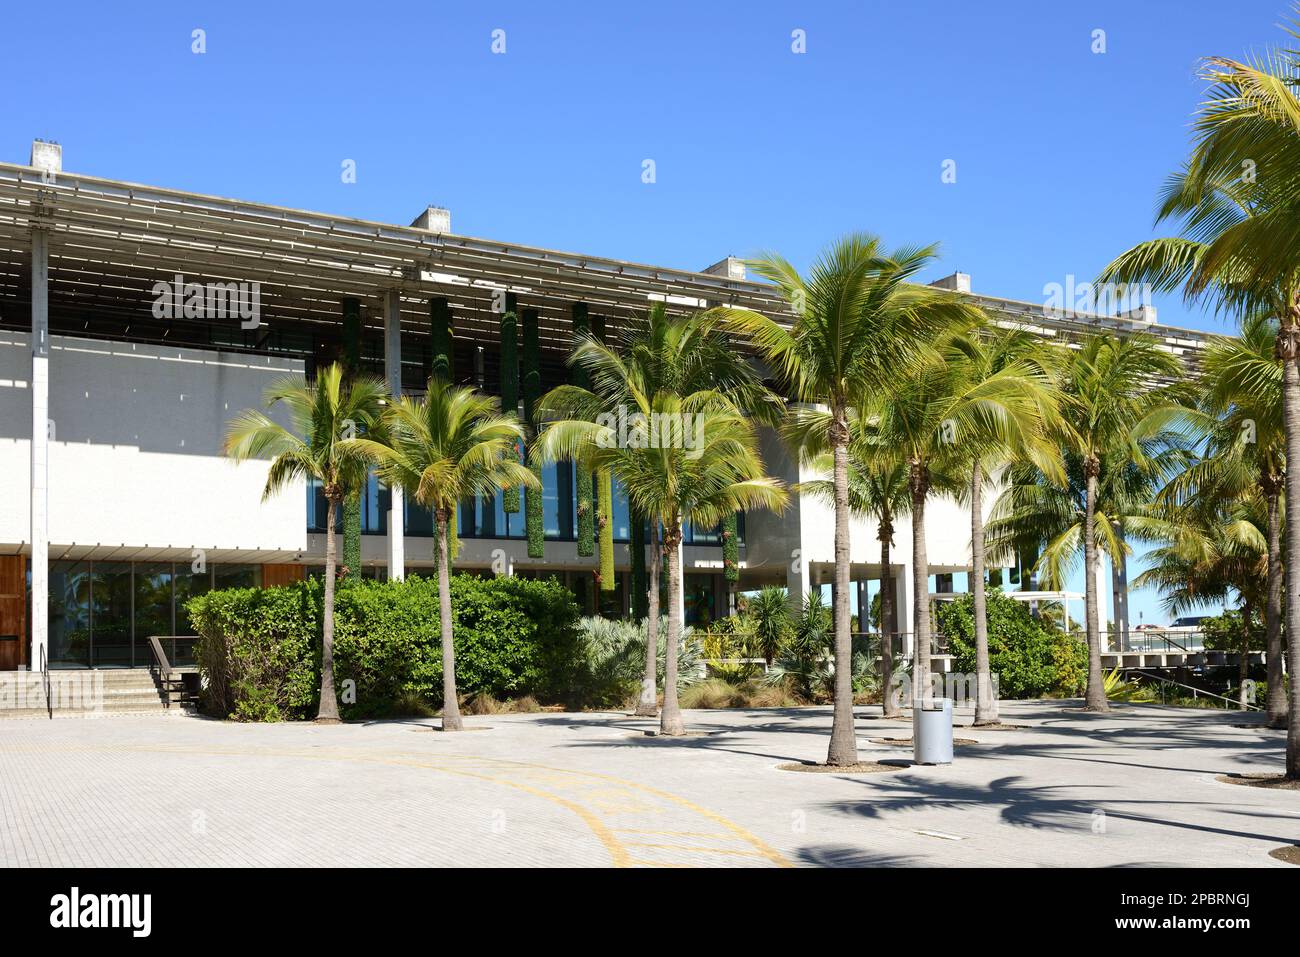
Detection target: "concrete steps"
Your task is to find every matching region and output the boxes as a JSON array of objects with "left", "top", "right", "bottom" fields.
[{"left": 0, "top": 669, "right": 173, "bottom": 718}]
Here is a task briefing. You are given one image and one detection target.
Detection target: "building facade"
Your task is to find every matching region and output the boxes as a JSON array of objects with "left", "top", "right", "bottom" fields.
[{"left": 0, "top": 143, "right": 1211, "bottom": 671}]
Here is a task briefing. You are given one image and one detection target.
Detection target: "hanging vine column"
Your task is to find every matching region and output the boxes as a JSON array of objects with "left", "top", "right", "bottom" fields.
[
  {"left": 572, "top": 303, "right": 595, "bottom": 558},
  {"left": 522, "top": 306, "right": 545, "bottom": 559},
  {"left": 500, "top": 292, "right": 521, "bottom": 515},
  {"left": 341, "top": 296, "right": 363, "bottom": 577},
  {"left": 597, "top": 469, "right": 615, "bottom": 614},
  {"left": 722, "top": 511, "right": 740, "bottom": 615}
]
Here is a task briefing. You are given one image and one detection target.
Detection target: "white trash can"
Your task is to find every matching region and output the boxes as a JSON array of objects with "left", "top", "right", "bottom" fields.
[{"left": 913, "top": 697, "right": 954, "bottom": 765}]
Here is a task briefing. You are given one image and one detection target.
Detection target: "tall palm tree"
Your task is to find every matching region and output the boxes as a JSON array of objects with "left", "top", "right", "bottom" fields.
[
  {"left": 987, "top": 334, "right": 1193, "bottom": 711},
  {"left": 952, "top": 329, "right": 1063, "bottom": 725},
  {"left": 535, "top": 395, "right": 786, "bottom": 735},
  {"left": 537, "top": 304, "right": 779, "bottom": 718},
  {"left": 1199, "top": 316, "right": 1288, "bottom": 724},
  {"left": 362, "top": 379, "right": 536, "bottom": 731},
  {"left": 1095, "top": 39, "right": 1300, "bottom": 769},
  {"left": 723, "top": 235, "right": 983, "bottom": 766},
  {"left": 801, "top": 433, "right": 914, "bottom": 717},
  {"left": 223, "top": 362, "right": 387, "bottom": 723},
  {"left": 862, "top": 329, "right": 1057, "bottom": 712}
]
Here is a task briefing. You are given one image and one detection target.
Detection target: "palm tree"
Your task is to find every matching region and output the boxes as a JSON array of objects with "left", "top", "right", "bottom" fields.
[
  {"left": 535, "top": 395, "right": 786, "bottom": 735},
  {"left": 1198, "top": 316, "right": 1288, "bottom": 725},
  {"left": 800, "top": 434, "right": 914, "bottom": 717},
  {"left": 723, "top": 234, "right": 983, "bottom": 765},
  {"left": 987, "top": 335, "right": 1193, "bottom": 711},
  {"left": 952, "top": 329, "right": 1063, "bottom": 726},
  {"left": 362, "top": 378, "right": 536, "bottom": 731},
  {"left": 1095, "top": 40, "right": 1300, "bottom": 768},
  {"left": 862, "top": 329, "right": 1057, "bottom": 713},
  {"left": 537, "top": 304, "right": 779, "bottom": 718},
  {"left": 223, "top": 362, "right": 387, "bottom": 723}
]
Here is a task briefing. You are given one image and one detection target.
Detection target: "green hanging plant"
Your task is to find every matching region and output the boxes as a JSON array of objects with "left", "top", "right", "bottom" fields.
[
  {"left": 523, "top": 308, "right": 544, "bottom": 559},
  {"left": 500, "top": 298, "right": 520, "bottom": 514},
  {"left": 576, "top": 469, "right": 594, "bottom": 556},
  {"left": 722, "top": 512, "right": 740, "bottom": 583},
  {"left": 597, "top": 468, "right": 615, "bottom": 597}
]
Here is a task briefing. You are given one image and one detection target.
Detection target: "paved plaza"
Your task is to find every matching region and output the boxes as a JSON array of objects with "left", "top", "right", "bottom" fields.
[{"left": 0, "top": 701, "right": 1296, "bottom": 867}]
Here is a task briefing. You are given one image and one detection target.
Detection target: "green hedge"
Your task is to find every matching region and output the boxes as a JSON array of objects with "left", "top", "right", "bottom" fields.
[
  {"left": 937, "top": 590, "right": 1088, "bottom": 699},
  {"left": 187, "top": 574, "right": 582, "bottom": 721}
]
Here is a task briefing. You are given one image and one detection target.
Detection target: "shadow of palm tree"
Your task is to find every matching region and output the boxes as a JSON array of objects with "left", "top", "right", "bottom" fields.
[{"left": 818, "top": 773, "right": 1299, "bottom": 845}]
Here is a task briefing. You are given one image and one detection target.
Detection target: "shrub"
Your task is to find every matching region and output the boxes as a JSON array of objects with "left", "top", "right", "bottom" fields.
[
  {"left": 938, "top": 590, "right": 1088, "bottom": 699},
  {"left": 568, "top": 615, "right": 704, "bottom": 708},
  {"left": 187, "top": 573, "right": 582, "bottom": 720}
]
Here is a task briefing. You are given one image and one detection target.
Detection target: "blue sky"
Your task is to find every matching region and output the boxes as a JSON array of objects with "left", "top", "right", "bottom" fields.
[{"left": 3, "top": 0, "right": 1285, "bottom": 622}]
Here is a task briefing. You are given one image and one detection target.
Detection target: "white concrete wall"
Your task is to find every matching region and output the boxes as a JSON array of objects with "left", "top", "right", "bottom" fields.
[{"left": 0, "top": 333, "right": 306, "bottom": 553}]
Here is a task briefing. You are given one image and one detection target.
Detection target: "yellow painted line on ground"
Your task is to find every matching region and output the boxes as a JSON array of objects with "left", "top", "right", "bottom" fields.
[{"left": 3, "top": 740, "right": 792, "bottom": 868}]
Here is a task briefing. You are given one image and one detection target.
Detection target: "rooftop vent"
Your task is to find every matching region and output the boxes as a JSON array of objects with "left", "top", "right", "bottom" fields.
[
  {"left": 30, "top": 139, "right": 62, "bottom": 175},
  {"left": 702, "top": 256, "right": 745, "bottom": 281},
  {"left": 410, "top": 206, "right": 451, "bottom": 235},
  {"left": 1118, "top": 304, "right": 1157, "bottom": 324},
  {"left": 929, "top": 272, "right": 971, "bottom": 293}
]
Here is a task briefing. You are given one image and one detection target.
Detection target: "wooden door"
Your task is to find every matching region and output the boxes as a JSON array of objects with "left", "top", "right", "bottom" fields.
[{"left": 0, "top": 556, "right": 26, "bottom": 670}]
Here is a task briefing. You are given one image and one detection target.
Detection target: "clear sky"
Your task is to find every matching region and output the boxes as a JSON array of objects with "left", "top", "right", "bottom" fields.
[{"left": 3, "top": 0, "right": 1285, "bottom": 623}]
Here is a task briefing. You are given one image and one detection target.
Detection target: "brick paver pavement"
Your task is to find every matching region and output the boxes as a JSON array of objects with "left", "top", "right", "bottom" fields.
[{"left": 0, "top": 701, "right": 1295, "bottom": 867}]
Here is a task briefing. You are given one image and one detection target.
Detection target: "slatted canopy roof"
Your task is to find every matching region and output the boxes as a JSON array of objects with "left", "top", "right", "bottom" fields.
[{"left": 0, "top": 159, "right": 1220, "bottom": 366}]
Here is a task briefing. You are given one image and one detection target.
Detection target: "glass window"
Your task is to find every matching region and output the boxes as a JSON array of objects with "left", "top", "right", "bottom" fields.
[
  {"left": 175, "top": 563, "right": 212, "bottom": 635},
  {"left": 611, "top": 477, "right": 630, "bottom": 542},
  {"left": 134, "top": 562, "right": 174, "bottom": 643},
  {"left": 90, "top": 563, "right": 133, "bottom": 667},
  {"left": 48, "top": 561, "right": 91, "bottom": 668},
  {"left": 684, "top": 574, "right": 716, "bottom": 627},
  {"left": 215, "top": 564, "right": 263, "bottom": 590}
]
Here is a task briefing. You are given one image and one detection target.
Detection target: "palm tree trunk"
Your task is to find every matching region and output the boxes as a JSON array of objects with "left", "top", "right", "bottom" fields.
[
  {"left": 436, "top": 511, "right": 463, "bottom": 731},
  {"left": 317, "top": 494, "right": 341, "bottom": 723},
  {"left": 1239, "top": 600, "right": 1252, "bottom": 711},
  {"left": 1280, "top": 327, "right": 1300, "bottom": 776},
  {"left": 635, "top": 517, "right": 661, "bottom": 716},
  {"left": 909, "top": 464, "right": 932, "bottom": 709},
  {"left": 879, "top": 512, "right": 899, "bottom": 718},
  {"left": 1265, "top": 483, "right": 1287, "bottom": 729},
  {"left": 1082, "top": 463, "right": 1109, "bottom": 712},
  {"left": 826, "top": 420, "right": 858, "bottom": 766},
  {"left": 659, "top": 520, "right": 686, "bottom": 736},
  {"left": 970, "top": 461, "right": 997, "bottom": 725}
]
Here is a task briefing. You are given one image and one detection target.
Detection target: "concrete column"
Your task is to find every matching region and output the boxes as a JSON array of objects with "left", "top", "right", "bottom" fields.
[
  {"left": 894, "top": 563, "right": 913, "bottom": 662},
  {"left": 1111, "top": 543, "right": 1130, "bottom": 652},
  {"left": 384, "top": 290, "right": 405, "bottom": 581},
  {"left": 856, "top": 578, "right": 868, "bottom": 633},
  {"left": 1094, "top": 557, "right": 1110, "bottom": 650},
  {"left": 786, "top": 554, "right": 810, "bottom": 616},
  {"left": 30, "top": 227, "right": 49, "bottom": 671}
]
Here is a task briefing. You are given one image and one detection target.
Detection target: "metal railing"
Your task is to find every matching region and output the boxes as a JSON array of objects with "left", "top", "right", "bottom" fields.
[
  {"left": 146, "top": 635, "right": 199, "bottom": 709},
  {"left": 1124, "top": 669, "right": 1262, "bottom": 711}
]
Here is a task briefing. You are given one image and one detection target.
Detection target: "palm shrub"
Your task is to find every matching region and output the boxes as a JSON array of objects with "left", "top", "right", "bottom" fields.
[{"left": 223, "top": 362, "right": 387, "bottom": 722}]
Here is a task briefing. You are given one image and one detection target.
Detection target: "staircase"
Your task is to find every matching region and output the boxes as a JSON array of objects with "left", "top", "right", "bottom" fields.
[{"left": 0, "top": 669, "right": 176, "bottom": 719}]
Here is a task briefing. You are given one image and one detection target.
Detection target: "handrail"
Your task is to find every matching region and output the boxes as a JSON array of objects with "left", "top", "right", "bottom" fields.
[
  {"left": 41, "top": 643, "right": 51, "bottom": 720},
  {"left": 1126, "top": 669, "right": 1262, "bottom": 711},
  {"left": 146, "top": 636, "right": 199, "bottom": 709},
  {"left": 147, "top": 634, "right": 173, "bottom": 679}
]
